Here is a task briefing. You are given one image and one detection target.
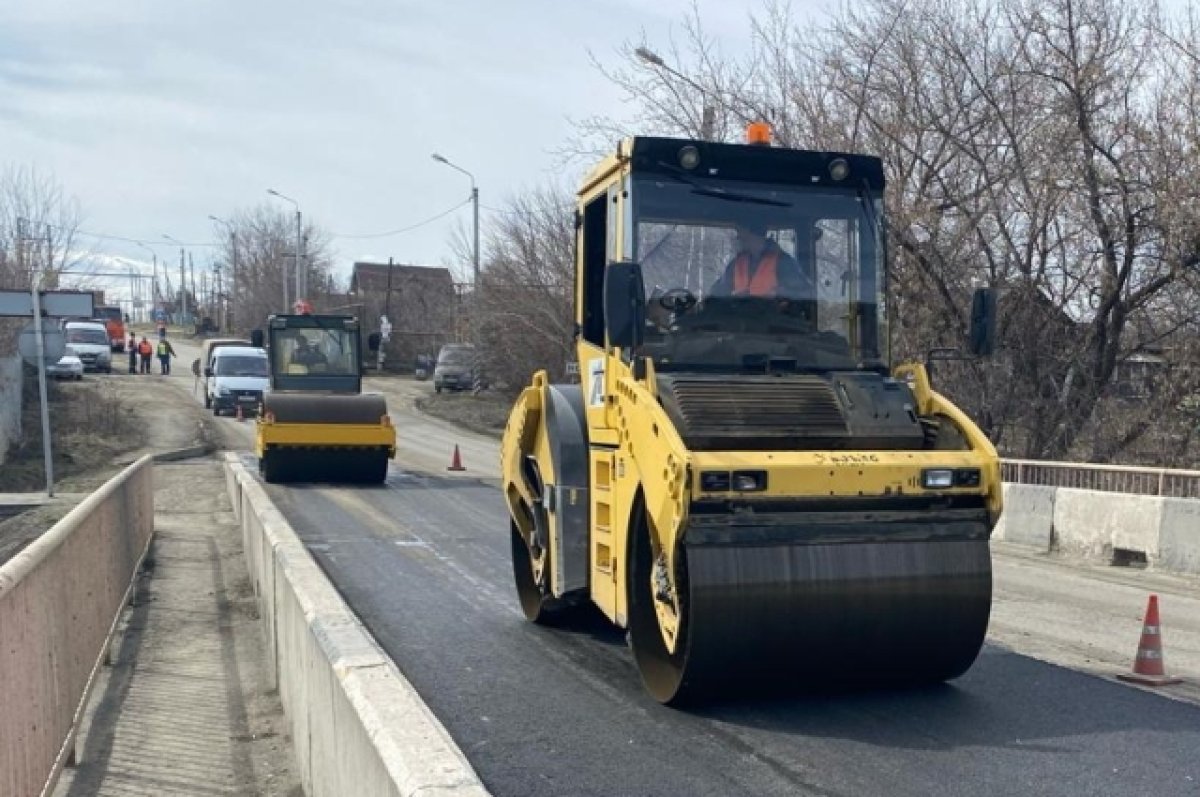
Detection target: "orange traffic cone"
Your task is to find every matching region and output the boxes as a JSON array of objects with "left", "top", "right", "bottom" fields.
[
  {"left": 447, "top": 444, "right": 466, "bottom": 472},
  {"left": 1118, "top": 594, "right": 1183, "bottom": 686}
]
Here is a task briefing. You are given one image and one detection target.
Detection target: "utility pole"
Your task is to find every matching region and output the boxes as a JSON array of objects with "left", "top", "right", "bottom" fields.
[
  {"left": 18, "top": 216, "right": 54, "bottom": 496},
  {"left": 296, "top": 209, "right": 304, "bottom": 302},
  {"left": 179, "top": 248, "right": 187, "bottom": 322},
  {"left": 229, "top": 231, "right": 237, "bottom": 330}
]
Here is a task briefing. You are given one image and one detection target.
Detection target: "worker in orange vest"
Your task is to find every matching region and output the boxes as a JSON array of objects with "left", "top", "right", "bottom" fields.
[
  {"left": 137, "top": 336, "right": 154, "bottom": 374},
  {"left": 710, "top": 222, "right": 813, "bottom": 300}
]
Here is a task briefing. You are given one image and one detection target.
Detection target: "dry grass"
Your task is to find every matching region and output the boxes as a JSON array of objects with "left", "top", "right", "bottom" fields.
[
  {"left": 415, "top": 390, "right": 510, "bottom": 439},
  {"left": 0, "top": 373, "right": 143, "bottom": 492}
]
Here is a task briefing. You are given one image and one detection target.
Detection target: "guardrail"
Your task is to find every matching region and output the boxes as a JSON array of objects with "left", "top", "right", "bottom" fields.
[
  {"left": 223, "top": 453, "right": 487, "bottom": 797},
  {"left": 1002, "top": 458, "right": 1200, "bottom": 499},
  {"left": 0, "top": 456, "right": 154, "bottom": 797}
]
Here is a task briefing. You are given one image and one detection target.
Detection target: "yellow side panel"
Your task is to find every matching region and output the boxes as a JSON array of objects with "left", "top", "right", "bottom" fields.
[{"left": 589, "top": 447, "right": 618, "bottom": 621}]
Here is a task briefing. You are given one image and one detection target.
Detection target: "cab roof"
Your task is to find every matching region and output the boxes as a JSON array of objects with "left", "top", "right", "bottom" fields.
[{"left": 579, "top": 136, "right": 886, "bottom": 196}]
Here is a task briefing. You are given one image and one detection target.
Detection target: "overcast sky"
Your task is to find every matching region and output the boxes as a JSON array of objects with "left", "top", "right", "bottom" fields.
[{"left": 1, "top": 0, "right": 828, "bottom": 298}]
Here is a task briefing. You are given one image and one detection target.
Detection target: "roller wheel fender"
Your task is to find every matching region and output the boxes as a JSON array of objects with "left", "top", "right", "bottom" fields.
[{"left": 510, "top": 520, "right": 581, "bottom": 626}]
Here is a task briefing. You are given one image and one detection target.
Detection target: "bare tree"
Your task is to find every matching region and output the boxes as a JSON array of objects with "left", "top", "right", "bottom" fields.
[
  {"left": 572, "top": 0, "right": 1200, "bottom": 466},
  {"left": 0, "top": 165, "right": 82, "bottom": 290},
  {"left": 470, "top": 186, "right": 575, "bottom": 392},
  {"left": 211, "top": 205, "right": 337, "bottom": 334}
]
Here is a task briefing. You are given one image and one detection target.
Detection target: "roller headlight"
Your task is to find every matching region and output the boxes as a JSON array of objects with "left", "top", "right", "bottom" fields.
[{"left": 922, "top": 469, "right": 955, "bottom": 489}]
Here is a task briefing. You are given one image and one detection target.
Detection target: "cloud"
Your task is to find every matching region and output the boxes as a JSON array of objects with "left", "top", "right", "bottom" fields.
[{"left": 0, "top": 0, "right": 780, "bottom": 296}]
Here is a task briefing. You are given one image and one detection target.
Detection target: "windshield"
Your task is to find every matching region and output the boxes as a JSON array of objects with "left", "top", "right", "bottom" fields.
[
  {"left": 67, "top": 328, "right": 108, "bottom": 345},
  {"left": 632, "top": 176, "right": 887, "bottom": 373},
  {"left": 438, "top": 348, "right": 474, "bottom": 366},
  {"left": 272, "top": 326, "right": 358, "bottom": 376},
  {"left": 95, "top": 307, "right": 122, "bottom": 322},
  {"left": 216, "top": 356, "right": 268, "bottom": 377}
]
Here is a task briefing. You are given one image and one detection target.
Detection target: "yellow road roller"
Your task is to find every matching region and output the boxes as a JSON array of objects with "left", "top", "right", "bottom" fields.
[
  {"left": 501, "top": 127, "right": 1002, "bottom": 704},
  {"left": 256, "top": 313, "right": 395, "bottom": 484}
]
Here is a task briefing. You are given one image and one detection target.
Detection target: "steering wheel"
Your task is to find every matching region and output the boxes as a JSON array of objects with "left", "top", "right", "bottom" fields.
[{"left": 657, "top": 287, "right": 698, "bottom": 314}]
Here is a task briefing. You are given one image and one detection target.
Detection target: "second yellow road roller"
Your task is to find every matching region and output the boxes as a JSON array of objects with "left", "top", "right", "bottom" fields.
[
  {"left": 501, "top": 125, "right": 1002, "bottom": 704},
  {"left": 256, "top": 312, "right": 395, "bottom": 484}
]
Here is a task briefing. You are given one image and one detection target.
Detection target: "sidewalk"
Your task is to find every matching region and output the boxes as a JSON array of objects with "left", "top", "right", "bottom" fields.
[{"left": 53, "top": 456, "right": 300, "bottom": 797}]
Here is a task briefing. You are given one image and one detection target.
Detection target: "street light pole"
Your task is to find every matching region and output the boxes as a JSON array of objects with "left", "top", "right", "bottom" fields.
[
  {"left": 209, "top": 215, "right": 238, "bottom": 331},
  {"left": 431, "top": 153, "right": 479, "bottom": 287},
  {"left": 162, "top": 234, "right": 187, "bottom": 324},
  {"left": 635, "top": 46, "right": 730, "bottom": 139},
  {"left": 268, "top": 189, "right": 303, "bottom": 307},
  {"left": 134, "top": 241, "right": 157, "bottom": 323}
]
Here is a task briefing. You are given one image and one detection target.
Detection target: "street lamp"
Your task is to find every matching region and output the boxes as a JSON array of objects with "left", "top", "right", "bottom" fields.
[
  {"left": 162, "top": 234, "right": 188, "bottom": 322},
  {"left": 634, "top": 46, "right": 724, "bottom": 139},
  {"left": 209, "top": 215, "right": 238, "bottom": 331},
  {"left": 133, "top": 240, "right": 158, "bottom": 321},
  {"left": 267, "top": 189, "right": 304, "bottom": 308},
  {"left": 431, "top": 153, "right": 480, "bottom": 287}
]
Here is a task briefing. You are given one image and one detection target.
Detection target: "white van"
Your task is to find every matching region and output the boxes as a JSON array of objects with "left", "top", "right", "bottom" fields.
[
  {"left": 205, "top": 346, "right": 269, "bottom": 416},
  {"left": 64, "top": 320, "right": 113, "bottom": 373}
]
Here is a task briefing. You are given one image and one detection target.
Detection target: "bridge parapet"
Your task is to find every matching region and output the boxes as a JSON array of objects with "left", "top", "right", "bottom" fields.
[{"left": 0, "top": 457, "right": 154, "bottom": 797}]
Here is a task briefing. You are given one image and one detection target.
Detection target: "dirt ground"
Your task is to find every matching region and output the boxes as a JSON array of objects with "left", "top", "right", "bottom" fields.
[
  {"left": 0, "top": 367, "right": 213, "bottom": 565},
  {"left": 413, "top": 384, "right": 510, "bottom": 439}
]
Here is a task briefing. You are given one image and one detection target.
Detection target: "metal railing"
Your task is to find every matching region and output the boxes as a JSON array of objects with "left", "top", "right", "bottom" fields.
[{"left": 1002, "top": 458, "right": 1200, "bottom": 499}]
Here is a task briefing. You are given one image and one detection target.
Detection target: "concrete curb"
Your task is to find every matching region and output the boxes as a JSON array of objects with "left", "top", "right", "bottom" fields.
[
  {"left": 222, "top": 452, "right": 488, "bottom": 797},
  {"left": 151, "top": 443, "right": 215, "bottom": 462}
]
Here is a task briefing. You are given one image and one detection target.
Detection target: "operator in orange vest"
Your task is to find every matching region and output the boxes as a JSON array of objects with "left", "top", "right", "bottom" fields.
[{"left": 709, "top": 222, "right": 813, "bottom": 300}]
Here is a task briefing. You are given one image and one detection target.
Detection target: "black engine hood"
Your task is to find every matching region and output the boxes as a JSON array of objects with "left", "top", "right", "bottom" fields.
[{"left": 655, "top": 372, "right": 926, "bottom": 452}]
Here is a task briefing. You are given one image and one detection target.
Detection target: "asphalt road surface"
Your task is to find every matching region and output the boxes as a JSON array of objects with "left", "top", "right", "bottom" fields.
[{"left": 261, "top": 465, "right": 1200, "bottom": 797}]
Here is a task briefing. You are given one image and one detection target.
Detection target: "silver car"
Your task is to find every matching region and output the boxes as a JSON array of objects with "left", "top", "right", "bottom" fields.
[{"left": 46, "top": 348, "right": 84, "bottom": 380}]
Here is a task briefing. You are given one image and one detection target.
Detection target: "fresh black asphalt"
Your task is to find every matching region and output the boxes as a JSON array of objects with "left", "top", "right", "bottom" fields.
[{"left": 266, "top": 468, "right": 1200, "bottom": 797}]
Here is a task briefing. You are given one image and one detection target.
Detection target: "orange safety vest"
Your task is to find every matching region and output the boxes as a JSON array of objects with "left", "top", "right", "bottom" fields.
[
  {"left": 731, "top": 249, "right": 780, "bottom": 297},
  {"left": 138, "top": 340, "right": 152, "bottom": 356}
]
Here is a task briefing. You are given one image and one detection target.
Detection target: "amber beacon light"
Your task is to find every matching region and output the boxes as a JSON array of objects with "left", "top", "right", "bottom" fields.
[{"left": 746, "top": 121, "right": 772, "bottom": 146}]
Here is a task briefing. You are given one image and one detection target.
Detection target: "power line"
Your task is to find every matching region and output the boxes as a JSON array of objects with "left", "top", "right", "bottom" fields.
[
  {"left": 71, "top": 227, "right": 220, "bottom": 247},
  {"left": 331, "top": 197, "right": 472, "bottom": 240}
]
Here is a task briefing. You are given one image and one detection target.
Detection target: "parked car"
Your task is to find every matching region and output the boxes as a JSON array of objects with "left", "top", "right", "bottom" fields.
[
  {"left": 433, "top": 344, "right": 486, "bottom": 393},
  {"left": 64, "top": 321, "right": 113, "bottom": 373},
  {"left": 46, "top": 349, "right": 84, "bottom": 380},
  {"left": 205, "top": 346, "right": 269, "bottom": 416}
]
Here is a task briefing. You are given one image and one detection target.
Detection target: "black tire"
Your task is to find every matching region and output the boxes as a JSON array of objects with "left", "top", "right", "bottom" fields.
[
  {"left": 260, "top": 450, "right": 284, "bottom": 483},
  {"left": 75, "top": 375, "right": 82, "bottom": 381},
  {"left": 358, "top": 452, "right": 389, "bottom": 484},
  {"left": 213, "top": 405, "right": 221, "bottom": 417},
  {"left": 435, "top": 385, "right": 443, "bottom": 394},
  {"left": 627, "top": 505, "right": 694, "bottom": 705}
]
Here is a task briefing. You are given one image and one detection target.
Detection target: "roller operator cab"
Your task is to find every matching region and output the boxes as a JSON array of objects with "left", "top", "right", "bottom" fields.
[
  {"left": 501, "top": 132, "right": 1003, "bottom": 705},
  {"left": 255, "top": 313, "right": 396, "bottom": 484}
]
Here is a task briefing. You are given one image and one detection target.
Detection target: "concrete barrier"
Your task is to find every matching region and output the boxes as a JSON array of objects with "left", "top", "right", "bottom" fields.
[
  {"left": 0, "top": 456, "right": 155, "bottom": 797},
  {"left": 1159, "top": 497, "right": 1200, "bottom": 574},
  {"left": 223, "top": 453, "right": 488, "bottom": 797},
  {"left": 992, "top": 483, "right": 1056, "bottom": 551},
  {"left": 1052, "top": 488, "right": 1165, "bottom": 562}
]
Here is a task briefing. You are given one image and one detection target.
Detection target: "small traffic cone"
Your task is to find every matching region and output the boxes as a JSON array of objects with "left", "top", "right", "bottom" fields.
[
  {"left": 447, "top": 444, "right": 466, "bottom": 472},
  {"left": 1118, "top": 594, "right": 1183, "bottom": 686}
]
